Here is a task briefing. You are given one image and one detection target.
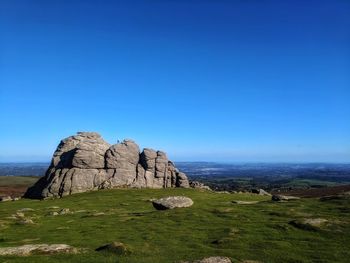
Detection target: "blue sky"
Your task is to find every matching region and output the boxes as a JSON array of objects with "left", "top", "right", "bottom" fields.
[{"left": 0, "top": 0, "right": 349, "bottom": 162}]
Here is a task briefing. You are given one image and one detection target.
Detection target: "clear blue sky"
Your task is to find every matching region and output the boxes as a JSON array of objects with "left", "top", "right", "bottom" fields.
[{"left": 0, "top": 0, "right": 349, "bottom": 163}]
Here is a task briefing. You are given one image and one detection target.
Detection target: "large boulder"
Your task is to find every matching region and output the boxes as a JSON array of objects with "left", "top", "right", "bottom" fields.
[
  {"left": 52, "top": 132, "right": 109, "bottom": 169},
  {"left": 24, "top": 132, "right": 190, "bottom": 199},
  {"left": 152, "top": 196, "right": 193, "bottom": 210},
  {"left": 105, "top": 139, "right": 140, "bottom": 185}
]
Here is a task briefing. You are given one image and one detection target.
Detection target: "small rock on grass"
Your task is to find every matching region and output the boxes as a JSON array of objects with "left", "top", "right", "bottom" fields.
[
  {"left": 0, "top": 244, "right": 77, "bottom": 256},
  {"left": 289, "top": 218, "right": 328, "bottom": 230},
  {"left": 58, "top": 208, "right": 71, "bottom": 215},
  {"left": 14, "top": 212, "right": 25, "bottom": 218},
  {"left": 17, "top": 219, "right": 34, "bottom": 225},
  {"left": 95, "top": 242, "right": 130, "bottom": 255},
  {"left": 251, "top": 189, "right": 271, "bottom": 196},
  {"left": 0, "top": 196, "right": 12, "bottom": 202}
]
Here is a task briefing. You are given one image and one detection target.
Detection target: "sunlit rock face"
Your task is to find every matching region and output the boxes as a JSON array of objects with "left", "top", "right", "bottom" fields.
[{"left": 24, "top": 132, "right": 189, "bottom": 199}]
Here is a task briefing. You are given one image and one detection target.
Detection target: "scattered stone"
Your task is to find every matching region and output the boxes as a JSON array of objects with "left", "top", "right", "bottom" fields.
[
  {"left": 304, "top": 218, "right": 328, "bottom": 227},
  {"left": 13, "top": 197, "right": 21, "bottom": 201},
  {"left": 181, "top": 256, "right": 232, "bottom": 263},
  {"left": 0, "top": 196, "right": 12, "bottom": 202},
  {"left": 24, "top": 132, "right": 190, "bottom": 199},
  {"left": 58, "top": 208, "right": 71, "bottom": 215},
  {"left": 289, "top": 218, "right": 328, "bottom": 230},
  {"left": 272, "top": 195, "right": 300, "bottom": 201},
  {"left": 95, "top": 242, "right": 130, "bottom": 255},
  {"left": 15, "top": 212, "right": 25, "bottom": 218},
  {"left": 216, "top": 191, "right": 231, "bottom": 194},
  {"left": 251, "top": 189, "right": 271, "bottom": 196},
  {"left": 232, "top": 200, "right": 259, "bottom": 205},
  {"left": 0, "top": 244, "right": 77, "bottom": 256},
  {"left": 152, "top": 196, "right": 194, "bottom": 210},
  {"left": 190, "top": 181, "right": 211, "bottom": 191},
  {"left": 47, "top": 209, "right": 70, "bottom": 216}
]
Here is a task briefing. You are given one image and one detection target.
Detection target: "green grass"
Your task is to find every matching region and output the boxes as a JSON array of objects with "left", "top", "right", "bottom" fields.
[{"left": 0, "top": 188, "right": 349, "bottom": 263}]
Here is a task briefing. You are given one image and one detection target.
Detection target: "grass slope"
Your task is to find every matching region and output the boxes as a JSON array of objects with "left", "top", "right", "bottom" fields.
[{"left": 0, "top": 188, "right": 349, "bottom": 263}]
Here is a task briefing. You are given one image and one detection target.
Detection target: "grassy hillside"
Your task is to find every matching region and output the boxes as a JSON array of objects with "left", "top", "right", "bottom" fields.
[{"left": 0, "top": 188, "right": 349, "bottom": 263}]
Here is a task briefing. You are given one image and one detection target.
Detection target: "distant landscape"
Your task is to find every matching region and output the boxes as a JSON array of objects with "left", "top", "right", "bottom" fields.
[
  {"left": 1, "top": 162, "right": 350, "bottom": 198},
  {"left": 1, "top": 0, "right": 349, "bottom": 262}
]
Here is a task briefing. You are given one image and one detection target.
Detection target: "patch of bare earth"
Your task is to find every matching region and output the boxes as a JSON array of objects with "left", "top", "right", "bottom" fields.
[{"left": 0, "top": 186, "right": 28, "bottom": 198}]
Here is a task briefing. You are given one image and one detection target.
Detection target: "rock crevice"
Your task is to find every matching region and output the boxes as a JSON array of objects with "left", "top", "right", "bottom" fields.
[{"left": 24, "top": 132, "right": 189, "bottom": 199}]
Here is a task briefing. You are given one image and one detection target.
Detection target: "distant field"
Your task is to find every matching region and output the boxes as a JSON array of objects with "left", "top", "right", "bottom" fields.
[
  {"left": 0, "top": 176, "right": 39, "bottom": 197},
  {"left": 273, "top": 184, "right": 350, "bottom": 198},
  {"left": 0, "top": 188, "right": 349, "bottom": 262}
]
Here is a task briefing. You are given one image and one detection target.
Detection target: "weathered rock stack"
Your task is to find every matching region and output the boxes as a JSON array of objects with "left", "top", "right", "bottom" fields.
[{"left": 24, "top": 132, "right": 189, "bottom": 199}]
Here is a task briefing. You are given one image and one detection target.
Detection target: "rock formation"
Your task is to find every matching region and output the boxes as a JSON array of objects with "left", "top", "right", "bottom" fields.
[{"left": 24, "top": 132, "right": 189, "bottom": 199}]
